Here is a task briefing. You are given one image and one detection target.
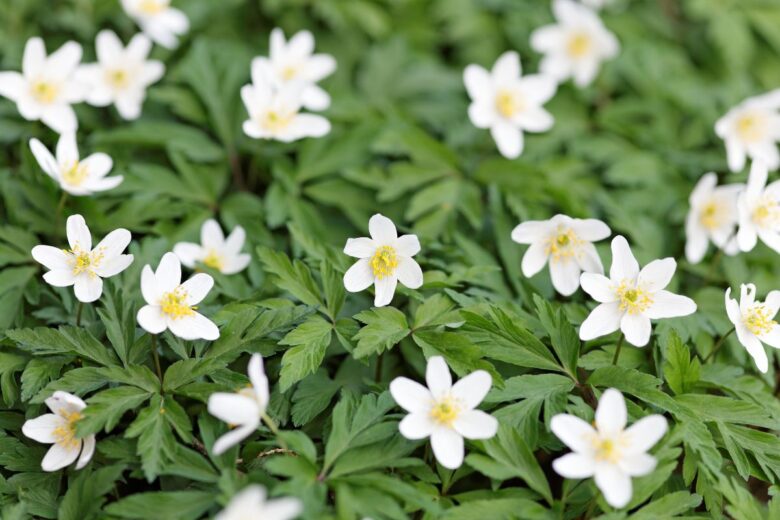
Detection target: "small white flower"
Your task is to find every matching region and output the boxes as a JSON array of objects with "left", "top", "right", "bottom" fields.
[
  {"left": 215, "top": 485, "right": 302, "bottom": 520},
  {"left": 29, "top": 132, "right": 122, "bottom": 196},
  {"left": 76, "top": 30, "right": 164, "bottom": 120},
  {"left": 121, "top": 0, "right": 189, "bottom": 49},
  {"left": 137, "top": 252, "right": 219, "bottom": 341},
  {"left": 343, "top": 214, "right": 423, "bottom": 307},
  {"left": 0, "top": 37, "right": 86, "bottom": 133},
  {"left": 715, "top": 90, "right": 780, "bottom": 173},
  {"left": 736, "top": 160, "right": 780, "bottom": 253},
  {"left": 389, "top": 356, "right": 498, "bottom": 470},
  {"left": 511, "top": 214, "right": 610, "bottom": 296},
  {"left": 464, "top": 51, "right": 558, "bottom": 159},
  {"left": 530, "top": 0, "right": 619, "bottom": 88},
  {"left": 173, "top": 219, "right": 250, "bottom": 275},
  {"left": 31, "top": 215, "right": 133, "bottom": 303},
  {"left": 725, "top": 284, "right": 780, "bottom": 373},
  {"left": 251, "top": 28, "right": 337, "bottom": 111},
  {"left": 551, "top": 388, "right": 667, "bottom": 509},
  {"left": 21, "top": 391, "right": 96, "bottom": 472},
  {"left": 685, "top": 173, "right": 742, "bottom": 264},
  {"left": 579, "top": 236, "right": 696, "bottom": 347},
  {"left": 208, "top": 354, "right": 269, "bottom": 455}
]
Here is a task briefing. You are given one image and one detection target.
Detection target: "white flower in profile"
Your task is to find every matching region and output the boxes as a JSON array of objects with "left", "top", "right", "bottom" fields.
[
  {"left": 725, "top": 284, "right": 780, "bottom": 373},
  {"left": 76, "top": 30, "right": 164, "bottom": 120},
  {"left": 215, "top": 485, "right": 302, "bottom": 520},
  {"left": 137, "top": 252, "right": 219, "bottom": 341},
  {"left": 29, "top": 132, "right": 122, "bottom": 195},
  {"left": 21, "top": 391, "right": 96, "bottom": 472},
  {"left": 715, "top": 90, "right": 780, "bottom": 173},
  {"left": 579, "top": 236, "right": 696, "bottom": 346},
  {"left": 530, "top": 0, "right": 619, "bottom": 88},
  {"left": 389, "top": 356, "right": 498, "bottom": 470},
  {"left": 31, "top": 215, "right": 133, "bottom": 303},
  {"left": 121, "top": 0, "right": 189, "bottom": 49},
  {"left": 208, "top": 354, "right": 269, "bottom": 455},
  {"left": 511, "top": 214, "right": 610, "bottom": 296},
  {"left": 464, "top": 51, "right": 557, "bottom": 159},
  {"left": 736, "top": 160, "right": 780, "bottom": 253},
  {"left": 343, "top": 214, "right": 423, "bottom": 307},
  {"left": 685, "top": 173, "right": 742, "bottom": 264},
  {"left": 0, "top": 37, "right": 86, "bottom": 133},
  {"left": 252, "top": 28, "right": 337, "bottom": 111},
  {"left": 173, "top": 219, "right": 250, "bottom": 275},
  {"left": 551, "top": 388, "right": 667, "bottom": 508}
]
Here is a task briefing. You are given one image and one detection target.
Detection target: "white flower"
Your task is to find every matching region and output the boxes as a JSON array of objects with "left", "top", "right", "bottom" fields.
[
  {"left": 137, "top": 252, "right": 219, "bottom": 341},
  {"left": 29, "top": 132, "right": 122, "bottom": 196},
  {"left": 251, "top": 28, "right": 336, "bottom": 111},
  {"left": 714, "top": 89, "right": 780, "bottom": 173},
  {"left": 343, "top": 214, "right": 423, "bottom": 307},
  {"left": 31, "top": 215, "right": 133, "bottom": 303},
  {"left": 551, "top": 388, "right": 667, "bottom": 508},
  {"left": 208, "top": 354, "right": 269, "bottom": 455},
  {"left": 0, "top": 37, "right": 86, "bottom": 133},
  {"left": 464, "top": 51, "right": 557, "bottom": 159},
  {"left": 241, "top": 76, "right": 330, "bottom": 142},
  {"left": 725, "top": 284, "right": 780, "bottom": 373},
  {"left": 581, "top": 0, "right": 611, "bottom": 9},
  {"left": 215, "top": 485, "right": 302, "bottom": 520},
  {"left": 530, "top": 0, "right": 619, "bottom": 88},
  {"left": 173, "top": 219, "right": 250, "bottom": 275},
  {"left": 736, "top": 160, "right": 780, "bottom": 253},
  {"left": 579, "top": 236, "right": 696, "bottom": 346},
  {"left": 685, "top": 173, "right": 742, "bottom": 264},
  {"left": 389, "top": 356, "right": 498, "bottom": 470},
  {"left": 21, "top": 391, "right": 96, "bottom": 472},
  {"left": 76, "top": 30, "right": 164, "bottom": 120},
  {"left": 511, "top": 214, "right": 610, "bottom": 296},
  {"left": 121, "top": 0, "right": 189, "bottom": 49}
]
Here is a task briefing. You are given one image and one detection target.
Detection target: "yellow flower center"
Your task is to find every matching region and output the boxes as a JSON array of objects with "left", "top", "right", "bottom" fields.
[
  {"left": 106, "top": 68, "right": 130, "bottom": 89},
  {"left": 546, "top": 228, "right": 582, "bottom": 263},
  {"left": 370, "top": 245, "right": 398, "bottom": 279},
  {"left": 752, "top": 197, "right": 780, "bottom": 228},
  {"left": 616, "top": 281, "right": 653, "bottom": 315},
  {"left": 744, "top": 305, "right": 776, "bottom": 336},
  {"left": 699, "top": 200, "right": 724, "bottom": 230},
  {"left": 61, "top": 161, "right": 90, "bottom": 187},
  {"left": 138, "top": 0, "right": 168, "bottom": 15},
  {"left": 430, "top": 396, "right": 460, "bottom": 427},
  {"left": 66, "top": 246, "right": 103, "bottom": 276},
  {"left": 202, "top": 250, "right": 224, "bottom": 271},
  {"left": 281, "top": 65, "right": 298, "bottom": 81},
  {"left": 495, "top": 90, "right": 524, "bottom": 118},
  {"left": 736, "top": 113, "right": 767, "bottom": 144},
  {"left": 31, "top": 80, "right": 59, "bottom": 104},
  {"left": 567, "top": 33, "right": 592, "bottom": 58},
  {"left": 593, "top": 437, "right": 621, "bottom": 464},
  {"left": 260, "top": 110, "right": 295, "bottom": 132},
  {"left": 160, "top": 287, "right": 196, "bottom": 319},
  {"left": 53, "top": 410, "right": 83, "bottom": 450}
]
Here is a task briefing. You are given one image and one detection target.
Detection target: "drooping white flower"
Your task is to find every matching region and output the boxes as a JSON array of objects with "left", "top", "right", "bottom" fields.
[
  {"left": 0, "top": 37, "right": 86, "bottom": 133},
  {"left": 685, "top": 173, "right": 742, "bottom": 264},
  {"left": 215, "top": 485, "right": 302, "bottom": 520},
  {"left": 579, "top": 236, "right": 696, "bottom": 347},
  {"left": 29, "top": 132, "right": 122, "bottom": 196},
  {"left": 530, "top": 0, "right": 619, "bottom": 88},
  {"left": 173, "top": 219, "right": 251, "bottom": 275},
  {"left": 551, "top": 388, "right": 667, "bottom": 508},
  {"left": 31, "top": 215, "right": 133, "bottom": 303},
  {"left": 251, "top": 28, "right": 336, "bottom": 111},
  {"left": 736, "top": 160, "right": 780, "bottom": 253},
  {"left": 714, "top": 90, "right": 780, "bottom": 173},
  {"left": 389, "top": 356, "right": 498, "bottom": 470},
  {"left": 121, "top": 0, "right": 189, "bottom": 49},
  {"left": 343, "top": 214, "right": 423, "bottom": 307},
  {"left": 725, "top": 284, "right": 780, "bottom": 373},
  {"left": 76, "top": 30, "right": 164, "bottom": 120},
  {"left": 241, "top": 75, "right": 330, "bottom": 142},
  {"left": 21, "top": 391, "right": 96, "bottom": 472},
  {"left": 137, "top": 252, "right": 219, "bottom": 341},
  {"left": 464, "top": 51, "right": 557, "bottom": 159},
  {"left": 208, "top": 354, "right": 269, "bottom": 455},
  {"left": 511, "top": 214, "right": 610, "bottom": 296}
]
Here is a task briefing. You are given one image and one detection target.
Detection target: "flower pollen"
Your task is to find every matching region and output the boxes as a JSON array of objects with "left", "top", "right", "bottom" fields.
[
  {"left": 546, "top": 228, "right": 582, "bottom": 263},
  {"left": 106, "top": 69, "right": 130, "bottom": 89},
  {"left": 567, "top": 32, "right": 592, "bottom": 58},
  {"left": 202, "top": 250, "right": 224, "bottom": 271},
  {"left": 30, "top": 80, "right": 59, "bottom": 104},
  {"left": 160, "top": 287, "right": 195, "bottom": 319},
  {"left": 67, "top": 247, "right": 103, "bottom": 276},
  {"left": 495, "top": 90, "right": 524, "bottom": 118},
  {"left": 616, "top": 281, "right": 653, "bottom": 315},
  {"left": 752, "top": 197, "right": 780, "bottom": 228},
  {"left": 736, "top": 113, "right": 767, "bottom": 143},
  {"left": 52, "top": 409, "right": 82, "bottom": 450},
  {"left": 61, "top": 161, "right": 89, "bottom": 187},
  {"left": 430, "top": 396, "right": 460, "bottom": 427},
  {"left": 139, "top": 0, "right": 168, "bottom": 15},
  {"left": 370, "top": 245, "right": 398, "bottom": 279},
  {"left": 592, "top": 436, "right": 621, "bottom": 464},
  {"left": 699, "top": 200, "right": 724, "bottom": 230},
  {"left": 744, "top": 305, "right": 776, "bottom": 336},
  {"left": 260, "top": 110, "right": 294, "bottom": 132}
]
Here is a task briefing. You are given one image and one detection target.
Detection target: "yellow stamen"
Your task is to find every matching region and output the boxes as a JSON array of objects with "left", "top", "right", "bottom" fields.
[
  {"left": 61, "top": 161, "right": 89, "bottom": 187},
  {"left": 546, "top": 228, "right": 582, "bottom": 263},
  {"left": 752, "top": 197, "right": 780, "bottom": 228},
  {"left": 281, "top": 66, "right": 298, "bottom": 81},
  {"left": 202, "top": 250, "right": 224, "bottom": 271},
  {"left": 66, "top": 246, "right": 104, "bottom": 276},
  {"left": 736, "top": 113, "right": 767, "bottom": 143},
  {"left": 138, "top": 0, "right": 168, "bottom": 15},
  {"left": 430, "top": 397, "right": 460, "bottom": 427},
  {"left": 495, "top": 90, "right": 524, "bottom": 118},
  {"left": 567, "top": 33, "right": 592, "bottom": 58},
  {"left": 593, "top": 437, "right": 620, "bottom": 464},
  {"left": 260, "top": 110, "right": 295, "bottom": 132},
  {"left": 160, "top": 287, "right": 195, "bottom": 319},
  {"left": 699, "top": 201, "right": 723, "bottom": 230},
  {"left": 616, "top": 281, "right": 653, "bottom": 315},
  {"left": 744, "top": 305, "right": 776, "bottom": 336},
  {"left": 370, "top": 245, "right": 398, "bottom": 279},
  {"left": 30, "top": 80, "right": 59, "bottom": 104},
  {"left": 106, "top": 69, "right": 130, "bottom": 89},
  {"left": 52, "top": 410, "right": 82, "bottom": 450}
]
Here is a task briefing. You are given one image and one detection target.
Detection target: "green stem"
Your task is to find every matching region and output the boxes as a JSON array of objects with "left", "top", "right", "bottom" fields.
[
  {"left": 75, "top": 301, "right": 83, "bottom": 326},
  {"left": 704, "top": 326, "right": 735, "bottom": 363},
  {"left": 262, "top": 413, "right": 288, "bottom": 450},
  {"left": 150, "top": 334, "right": 163, "bottom": 387},
  {"left": 55, "top": 191, "right": 68, "bottom": 234},
  {"left": 374, "top": 352, "right": 383, "bottom": 382},
  {"left": 612, "top": 334, "right": 625, "bottom": 365}
]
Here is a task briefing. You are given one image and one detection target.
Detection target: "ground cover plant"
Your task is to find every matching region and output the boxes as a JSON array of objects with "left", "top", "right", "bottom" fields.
[{"left": 1, "top": 0, "right": 780, "bottom": 518}]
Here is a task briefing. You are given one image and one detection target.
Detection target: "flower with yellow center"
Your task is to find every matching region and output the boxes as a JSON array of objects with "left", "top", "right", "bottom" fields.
[
  {"left": 736, "top": 160, "right": 780, "bottom": 253},
  {"left": 138, "top": 0, "right": 169, "bottom": 14},
  {"left": 715, "top": 89, "right": 780, "bottom": 172},
  {"left": 30, "top": 80, "right": 59, "bottom": 104},
  {"left": 615, "top": 282, "right": 653, "bottom": 315},
  {"left": 551, "top": 388, "right": 668, "bottom": 509},
  {"left": 160, "top": 287, "right": 196, "bottom": 319},
  {"left": 22, "top": 391, "right": 96, "bottom": 472},
  {"left": 215, "top": 485, "right": 302, "bottom": 520},
  {"left": 370, "top": 245, "right": 398, "bottom": 280},
  {"left": 725, "top": 284, "right": 780, "bottom": 373},
  {"left": 241, "top": 79, "right": 330, "bottom": 142},
  {"left": 173, "top": 219, "right": 251, "bottom": 275},
  {"left": 390, "top": 356, "right": 498, "bottom": 470},
  {"left": 685, "top": 172, "right": 742, "bottom": 264},
  {"left": 121, "top": 0, "right": 189, "bottom": 49},
  {"left": 566, "top": 32, "right": 592, "bottom": 58}
]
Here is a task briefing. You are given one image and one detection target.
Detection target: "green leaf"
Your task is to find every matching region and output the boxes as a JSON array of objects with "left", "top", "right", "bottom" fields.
[
  {"left": 124, "top": 395, "right": 177, "bottom": 482},
  {"left": 257, "top": 247, "right": 323, "bottom": 307},
  {"left": 20, "top": 358, "right": 64, "bottom": 402},
  {"left": 630, "top": 491, "right": 702, "bottom": 518},
  {"left": 7, "top": 326, "right": 119, "bottom": 367},
  {"left": 352, "top": 306, "right": 410, "bottom": 358},
  {"left": 57, "top": 464, "right": 126, "bottom": 520},
  {"left": 661, "top": 329, "right": 700, "bottom": 395},
  {"left": 104, "top": 491, "right": 215, "bottom": 520},
  {"left": 533, "top": 295, "right": 579, "bottom": 378},
  {"left": 76, "top": 386, "right": 152, "bottom": 437},
  {"left": 278, "top": 315, "right": 333, "bottom": 391}
]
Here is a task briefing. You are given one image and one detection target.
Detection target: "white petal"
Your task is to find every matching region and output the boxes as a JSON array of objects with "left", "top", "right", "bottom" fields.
[
  {"left": 576, "top": 242, "right": 604, "bottom": 275},
  {"left": 468, "top": 102, "right": 497, "bottom": 128},
  {"left": 430, "top": 428, "right": 464, "bottom": 470},
  {"left": 248, "top": 355, "right": 269, "bottom": 410},
  {"left": 73, "top": 274, "right": 103, "bottom": 303},
  {"left": 22, "top": 414, "right": 63, "bottom": 443},
  {"left": 140, "top": 265, "right": 159, "bottom": 304},
  {"left": 518, "top": 74, "right": 558, "bottom": 105},
  {"left": 685, "top": 222, "right": 708, "bottom": 264},
  {"left": 301, "top": 84, "right": 331, "bottom": 111},
  {"left": 571, "top": 218, "right": 610, "bottom": 241},
  {"left": 580, "top": 273, "right": 616, "bottom": 303},
  {"left": 426, "top": 356, "right": 452, "bottom": 400},
  {"left": 76, "top": 435, "right": 96, "bottom": 469},
  {"left": 373, "top": 275, "right": 397, "bottom": 307},
  {"left": 572, "top": 58, "right": 600, "bottom": 88},
  {"left": 168, "top": 312, "right": 219, "bottom": 341},
  {"left": 595, "top": 388, "right": 626, "bottom": 436},
  {"left": 396, "top": 257, "right": 423, "bottom": 289},
  {"left": 41, "top": 442, "right": 80, "bottom": 472},
  {"left": 395, "top": 234, "right": 421, "bottom": 257},
  {"left": 46, "top": 391, "right": 86, "bottom": 413},
  {"left": 180, "top": 273, "right": 214, "bottom": 305},
  {"left": 552, "top": 453, "right": 595, "bottom": 479},
  {"left": 344, "top": 237, "right": 375, "bottom": 258},
  {"left": 594, "top": 464, "right": 632, "bottom": 509},
  {"left": 93, "top": 228, "right": 130, "bottom": 259},
  {"left": 741, "top": 332, "right": 769, "bottom": 373},
  {"left": 516, "top": 107, "right": 554, "bottom": 132},
  {"left": 47, "top": 41, "right": 82, "bottom": 79},
  {"left": 66, "top": 214, "right": 91, "bottom": 251},
  {"left": 644, "top": 291, "right": 696, "bottom": 319},
  {"left": 399, "top": 412, "right": 435, "bottom": 440},
  {"left": 155, "top": 252, "right": 181, "bottom": 292},
  {"left": 343, "top": 259, "right": 374, "bottom": 293},
  {"left": 511, "top": 220, "right": 553, "bottom": 243},
  {"left": 283, "top": 113, "right": 330, "bottom": 140},
  {"left": 619, "top": 453, "right": 657, "bottom": 477},
  {"left": 609, "top": 236, "right": 638, "bottom": 281},
  {"left": 531, "top": 25, "right": 565, "bottom": 53},
  {"left": 637, "top": 258, "right": 676, "bottom": 292},
  {"left": 212, "top": 423, "right": 257, "bottom": 456},
  {"left": 208, "top": 393, "right": 261, "bottom": 425},
  {"left": 491, "top": 51, "right": 521, "bottom": 84},
  {"left": 201, "top": 219, "right": 225, "bottom": 250},
  {"left": 521, "top": 241, "right": 549, "bottom": 277},
  {"left": 491, "top": 121, "right": 523, "bottom": 159},
  {"left": 765, "top": 290, "right": 780, "bottom": 318},
  {"left": 451, "top": 370, "right": 492, "bottom": 409},
  {"left": 173, "top": 242, "right": 203, "bottom": 268},
  {"left": 41, "top": 104, "right": 78, "bottom": 134},
  {"left": 368, "top": 214, "right": 398, "bottom": 244},
  {"left": 452, "top": 410, "right": 498, "bottom": 440},
  {"left": 463, "top": 64, "right": 492, "bottom": 101},
  {"left": 620, "top": 313, "right": 652, "bottom": 347},
  {"left": 81, "top": 153, "right": 113, "bottom": 180},
  {"left": 263, "top": 498, "right": 304, "bottom": 520},
  {"left": 94, "top": 254, "right": 133, "bottom": 278},
  {"left": 390, "top": 377, "right": 433, "bottom": 414},
  {"left": 623, "top": 415, "right": 667, "bottom": 455},
  {"left": 223, "top": 254, "right": 250, "bottom": 275},
  {"left": 137, "top": 305, "right": 167, "bottom": 334},
  {"left": 550, "top": 258, "right": 581, "bottom": 296},
  {"left": 43, "top": 269, "right": 76, "bottom": 287},
  {"left": 0, "top": 71, "right": 26, "bottom": 101},
  {"left": 579, "top": 302, "right": 622, "bottom": 341},
  {"left": 760, "top": 326, "right": 780, "bottom": 349},
  {"left": 737, "top": 218, "right": 757, "bottom": 252},
  {"left": 725, "top": 137, "right": 747, "bottom": 173},
  {"left": 550, "top": 413, "right": 597, "bottom": 452},
  {"left": 31, "top": 245, "right": 70, "bottom": 271},
  {"left": 223, "top": 226, "right": 246, "bottom": 256},
  {"left": 29, "top": 138, "right": 58, "bottom": 179},
  {"left": 95, "top": 30, "right": 123, "bottom": 63}
]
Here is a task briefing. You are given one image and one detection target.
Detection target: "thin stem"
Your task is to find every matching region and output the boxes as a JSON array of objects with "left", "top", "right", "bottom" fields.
[
  {"left": 612, "top": 334, "right": 625, "bottom": 365},
  {"left": 55, "top": 191, "right": 68, "bottom": 235},
  {"left": 262, "top": 413, "right": 288, "bottom": 450},
  {"left": 75, "top": 302, "right": 83, "bottom": 326},
  {"left": 704, "top": 326, "right": 735, "bottom": 363},
  {"left": 150, "top": 334, "right": 163, "bottom": 387},
  {"left": 228, "top": 150, "right": 245, "bottom": 190}
]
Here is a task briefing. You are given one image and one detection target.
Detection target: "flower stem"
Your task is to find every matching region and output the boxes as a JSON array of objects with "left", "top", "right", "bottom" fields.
[
  {"left": 704, "top": 326, "right": 735, "bottom": 363},
  {"left": 612, "top": 334, "right": 625, "bottom": 365},
  {"left": 75, "top": 302, "right": 83, "bottom": 326},
  {"left": 55, "top": 191, "right": 68, "bottom": 235},
  {"left": 150, "top": 334, "right": 163, "bottom": 387},
  {"left": 262, "top": 413, "right": 288, "bottom": 450}
]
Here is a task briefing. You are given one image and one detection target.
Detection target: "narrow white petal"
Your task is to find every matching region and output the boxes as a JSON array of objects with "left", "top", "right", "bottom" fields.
[
  {"left": 580, "top": 273, "right": 616, "bottom": 303},
  {"left": 623, "top": 415, "right": 667, "bottom": 455},
  {"left": 180, "top": 273, "right": 214, "bottom": 305},
  {"left": 643, "top": 291, "right": 696, "bottom": 319},
  {"left": 396, "top": 257, "right": 423, "bottom": 289},
  {"left": 73, "top": 274, "right": 103, "bottom": 303},
  {"left": 395, "top": 234, "right": 421, "bottom": 257},
  {"left": 343, "top": 237, "right": 375, "bottom": 258},
  {"left": 637, "top": 258, "right": 676, "bottom": 292},
  {"left": 552, "top": 453, "right": 595, "bottom": 479},
  {"left": 212, "top": 423, "right": 257, "bottom": 456},
  {"left": 550, "top": 414, "right": 597, "bottom": 452},
  {"left": 452, "top": 410, "right": 498, "bottom": 440},
  {"left": 609, "top": 236, "right": 639, "bottom": 281},
  {"left": 430, "top": 428, "right": 464, "bottom": 470},
  {"left": 595, "top": 388, "right": 627, "bottom": 436},
  {"left": 41, "top": 442, "right": 80, "bottom": 472},
  {"left": 594, "top": 464, "right": 632, "bottom": 508},
  {"left": 136, "top": 305, "right": 167, "bottom": 334},
  {"left": 619, "top": 453, "right": 657, "bottom": 477},
  {"left": 31, "top": 245, "right": 70, "bottom": 271},
  {"left": 399, "top": 412, "right": 435, "bottom": 440},
  {"left": 22, "top": 414, "right": 63, "bottom": 443},
  {"left": 168, "top": 312, "right": 219, "bottom": 341},
  {"left": 579, "top": 302, "right": 622, "bottom": 341},
  {"left": 550, "top": 258, "right": 581, "bottom": 296},
  {"left": 368, "top": 214, "right": 398, "bottom": 244},
  {"left": 66, "top": 214, "right": 91, "bottom": 251},
  {"left": 450, "top": 370, "right": 492, "bottom": 409},
  {"left": 521, "top": 241, "right": 549, "bottom": 277},
  {"left": 389, "top": 377, "right": 433, "bottom": 414},
  {"left": 426, "top": 356, "right": 452, "bottom": 399},
  {"left": 620, "top": 313, "right": 652, "bottom": 347},
  {"left": 373, "top": 275, "right": 397, "bottom": 307},
  {"left": 343, "top": 259, "right": 374, "bottom": 293},
  {"left": 75, "top": 435, "right": 96, "bottom": 469},
  {"left": 208, "top": 393, "right": 261, "bottom": 425}
]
